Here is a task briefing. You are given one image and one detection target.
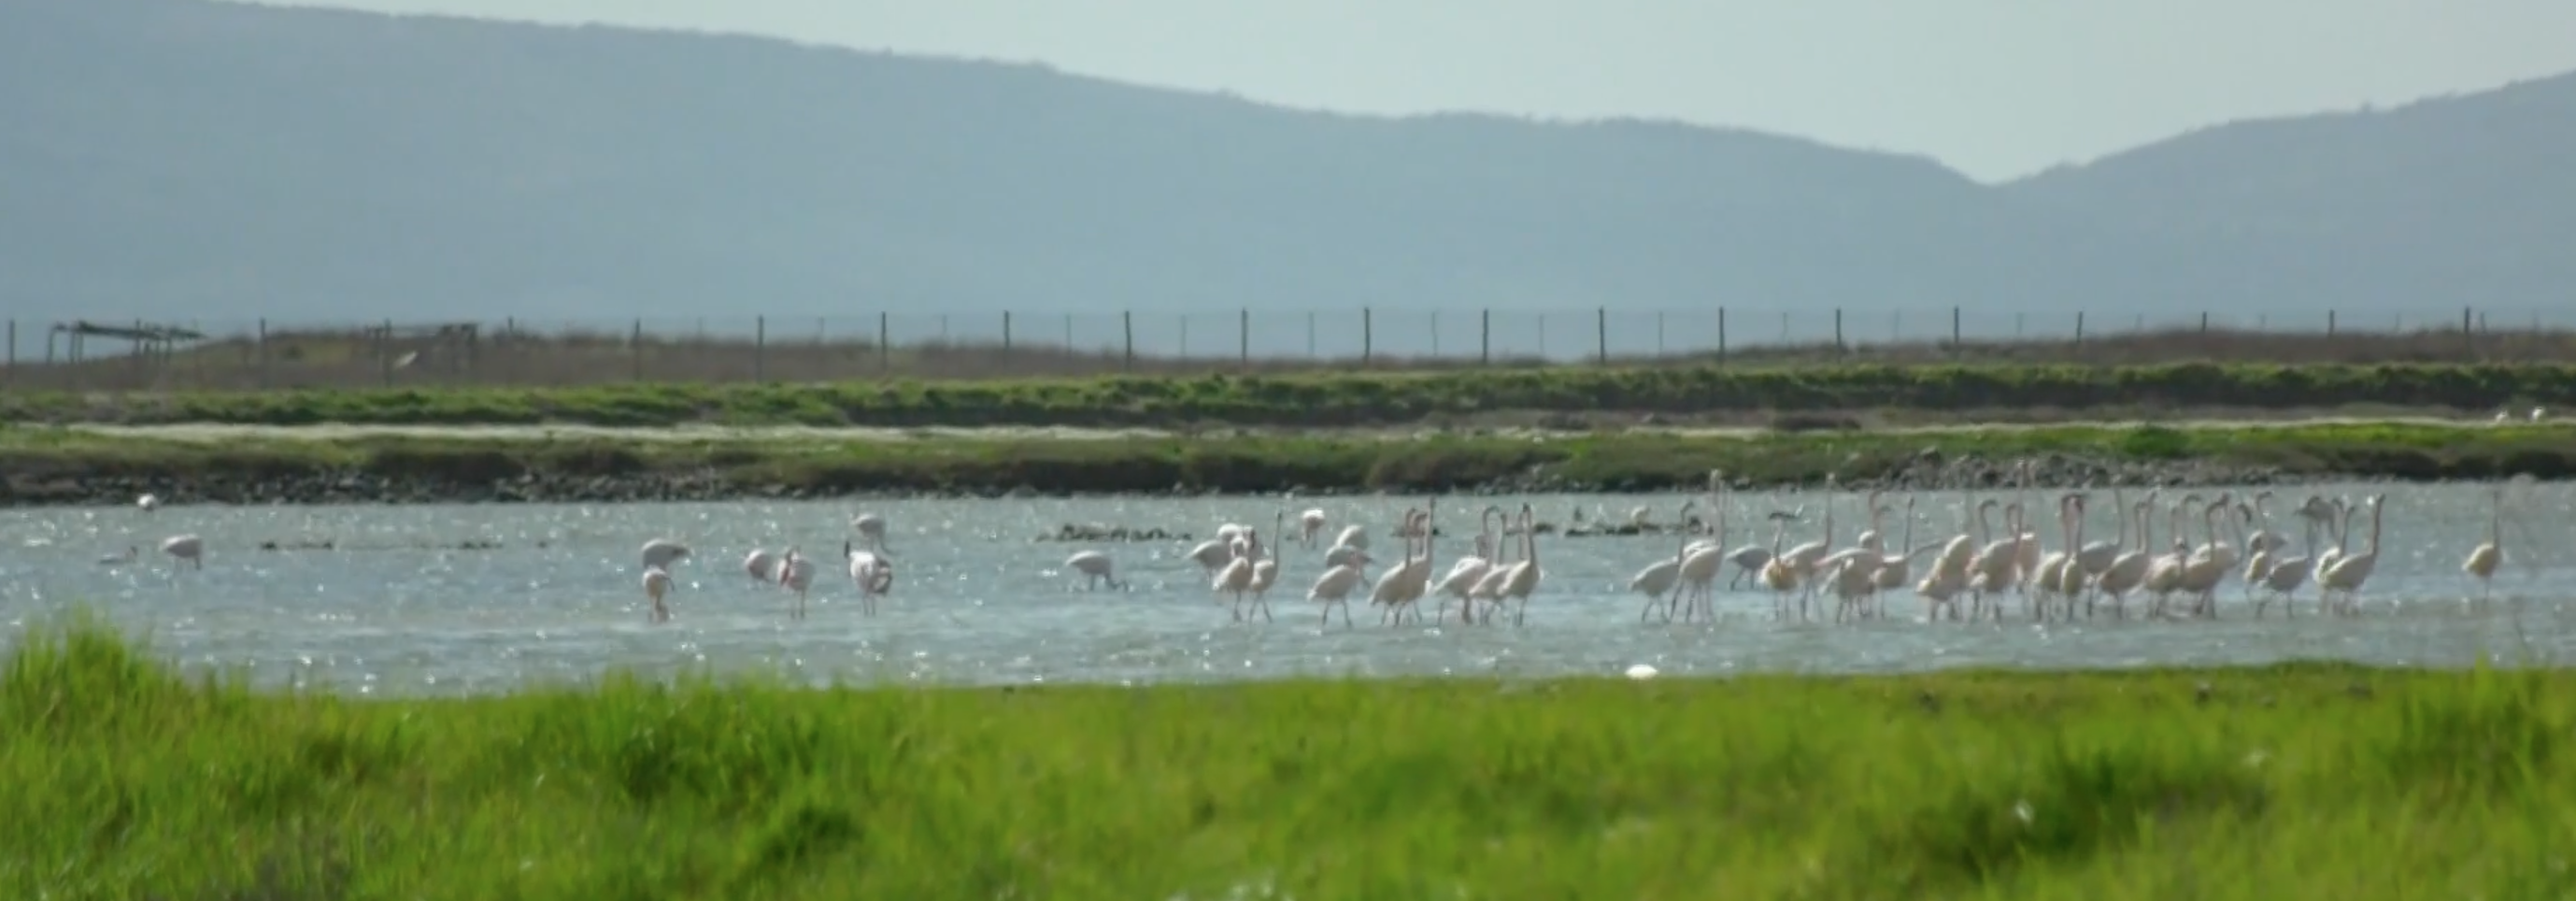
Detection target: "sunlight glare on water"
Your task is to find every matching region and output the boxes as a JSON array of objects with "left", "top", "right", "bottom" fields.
[{"left": 0, "top": 481, "right": 2569, "bottom": 695}]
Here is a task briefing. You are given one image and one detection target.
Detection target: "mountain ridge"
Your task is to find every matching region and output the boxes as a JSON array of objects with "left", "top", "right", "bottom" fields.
[{"left": 3, "top": 0, "right": 2567, "bottom": 342}]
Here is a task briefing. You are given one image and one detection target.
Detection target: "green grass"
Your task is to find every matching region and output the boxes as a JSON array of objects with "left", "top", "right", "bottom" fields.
[
  {"left": 7, "top": 421, "right": 2576, "bottom": 495},
  {"left": 3, "top": 615, "right": 2570, "bottom": 899},
  {"left": 7, "top": 362, "right": 2576, "bottom": 428}
]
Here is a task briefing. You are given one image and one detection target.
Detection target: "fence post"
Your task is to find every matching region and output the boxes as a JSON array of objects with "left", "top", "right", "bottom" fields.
[
  {"left": 1656, "top": 311, "right": 1666, "bottom": 357},
  {"left": 1596, "top": 307, "right": 1608, "bottom": 365},
  {"left": 378, "top": 318, "right": 393, "bottom": 387},
  {"left": 2199, "top": 311, "right": 2210, "bottom": 334},
  {"left": 2462, "top": 307, "right": 2474, "bottom": 359},
  {"left": 2073, "top": 311, "right": 2085, "bottom": 350},
  {"left": 1362, "top": 307, "right": 1373, "bottom": 365},
  {"left": 1305, "top": 311, "right": 1316, "bottom": 359},
  {"left": 1717, "top": 307, "right": 1729, "bottom": 366},
  {"left": 1062, "top": 313, "right": 1072, "bottom": 350},
  {"left": 1122, "top": 310, "right": 1134, "bottom": 371},
  {"left": 2327, "top": 309, "right": 2336, "bottom": 337},
  {"left": 1950, "top": 306, "right": 1961, "bottom": 358},
  {"left": 1430, "top": 310, "right": 1440, "bottom": 357},
  {"left": 256, "top": 319, "right": 268, "bottom": 388},
  {"left": 4, "top": 319, "right": 12, "bottom": 385},
  {"left": 1003, "top": 310, "right": 1013, "bottom": 352},
  {"left": 877, "top": 312, "right": 890, "bottom": 374},
  {"left": 631, "top": 319, "right": 644, "bottom": 381},
  {"left": 1239, "top": 308, "right": 1249, "bottom": 367},
  {"left": 754, "top": 316, "right": 766, "bottom": 382},
  {"left": 1832, "top": 307, "right": 1844, "bottom": 354},
  {"left": 1480, "top": 308, "right": 1491, "bottom": 365}
]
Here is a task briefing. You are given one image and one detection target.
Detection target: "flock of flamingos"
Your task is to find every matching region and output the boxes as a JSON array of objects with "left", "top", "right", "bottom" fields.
[{"left": 107, "top": 461, "right": 2526, "bottom": 628}]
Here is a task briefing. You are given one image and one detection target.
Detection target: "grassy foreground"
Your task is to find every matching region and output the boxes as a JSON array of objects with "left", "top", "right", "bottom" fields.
[
  {"left": 7, "top": 421, "right": 2576, "bottom": 495},
  {"left": 7, "top": 362, "right": 2574, "bottom": 428},
  {"left": 2, "top": 619, "right": 2569, "bottom": 899}
]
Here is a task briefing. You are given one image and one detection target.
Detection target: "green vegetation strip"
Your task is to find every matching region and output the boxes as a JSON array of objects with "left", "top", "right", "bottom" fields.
[
  {"left": 8, "top": 362, "right": 2576, "bottom": 428},
  {"left": 5, "top": 422, "right": 2574, "bottom": 493},
  {"left": 3, "top": 618, "right": 2567, "bottom": 898}
]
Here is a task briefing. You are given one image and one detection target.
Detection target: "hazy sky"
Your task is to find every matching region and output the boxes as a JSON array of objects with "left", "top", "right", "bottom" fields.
[{"left": 266, "top": 0, "right": 2576, "bottom": 181}]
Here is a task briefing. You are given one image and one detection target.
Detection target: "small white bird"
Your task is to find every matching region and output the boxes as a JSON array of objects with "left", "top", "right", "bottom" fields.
[{"left": 136, "top": 493, "right": 161, "bottom": 513}]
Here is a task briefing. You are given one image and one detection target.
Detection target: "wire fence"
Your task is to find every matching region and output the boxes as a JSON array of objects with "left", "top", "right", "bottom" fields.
[{"left": 7, "top": 305, "right": 2576, "bottom": 392}]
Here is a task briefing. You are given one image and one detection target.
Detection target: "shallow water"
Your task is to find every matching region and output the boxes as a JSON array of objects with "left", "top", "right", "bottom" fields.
[{"left": 1, "top": 482, "right": 2568, "bottom": 695}]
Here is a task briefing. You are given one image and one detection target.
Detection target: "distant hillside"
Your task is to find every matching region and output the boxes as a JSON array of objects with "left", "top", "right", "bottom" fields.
[
  {"left": 2005, "top": 72, "right": 2576, "bottom": 317},
  {"left": 0, "top": 0, "right": 2567, "bottom": 344}
]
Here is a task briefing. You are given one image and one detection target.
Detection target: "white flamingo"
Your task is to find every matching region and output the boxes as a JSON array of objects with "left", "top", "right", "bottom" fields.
[
  {"left": 2093, "top": 496, "right": 2156, "bottom": 620},
  {"left": 1433, "top": 506, "right": 1506, "bottom": 624},
  {"left": 160, "top": 534, "right": 204, "bottom": 570},
  {"left": 1499, "top": 503, "right": 1545, "bottom": 626},
  {"left": 2319, "top": 495, "right": 2385, "bottom": 615},
  {"left": 744, "top": 548, "right": 781, "bottom": 583},
  {"left": 1215, "top": 534, "right": 1260, "bottom": 620},
  {"left": 1066, "top": 550, "right": 1125, "bottom": 591},
  {"left": 2461, "top": 481, "right": 2506, "bottom": 607},
  {"left": 845, "top": 540, "right": 893, "bottom": 616},
  {"left": 1332, "top": 524, "right": 1369, "bottom": 551},
  {"left": 1299, "top": 508, "right": 1330, "bottom": 549},
  {"left": 641, "top": 538, "right": 690, "bottom": 571},
  {"left": 1308, "top": 551, "right": 1372, "bottom": 628},
  {"left": 851, "top": 512, "right": 892, "bottom": 552},
  {"left": 1370, "top": 506, "right": 1436, "bottom": 626},
  {"left": 1675, "top": 474, "right": 1733, "bottom": 622},
  {"left": 136, "top": 493, "right": 161, "bottom": 513},
  {"left": 775, "top": 548, "right": 819, "bottom": 620},
  {"left": 643, "top": 566, "right": 676, "bottom": 623},
  {"left": 1245, "top": 511, "right": 1285, "bottom": 621},
  {"left": 2253, "top": 512, "right": 2316, "bottom": 618}
]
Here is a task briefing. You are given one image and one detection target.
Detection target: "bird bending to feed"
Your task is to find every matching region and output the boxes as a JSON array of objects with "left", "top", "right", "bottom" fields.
[
  {"left": 1299, "top": 508, "right": 1329, "bottom": 549},
  {"left": 1065, "top": 550, "right": 1124, "bottom": 591},
  {"left": 642, "top": 566, "right": 676, "bottom": 623},
  {"left": 641, "top": 538, "right": 690, "bottom": 571},
  {"left": 2461, "top": 481, "right": 2506, "bottom": 607},
  {"left": 851, "top": 512, "right": 892, "bottom": 553},
  {"left": 743, "top": 548, "right": 781, "bottom": 583},
  {"left": 160, "top": 535, "right": 204, "bottom": 570},
  {"left": 136, "top": 493, "right": 161, "bottom": 513}
]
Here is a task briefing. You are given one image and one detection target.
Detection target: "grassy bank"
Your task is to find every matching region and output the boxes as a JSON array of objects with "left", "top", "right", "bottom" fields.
[
  {"left": 5, "top": 362, "right": 2572, "bottom": 429},
  {"left": 2, "top": 619, "right": 2568, "bottom": 898},
  {"left": 5, "top": 421, "right": 2574, "bottom": 501}
]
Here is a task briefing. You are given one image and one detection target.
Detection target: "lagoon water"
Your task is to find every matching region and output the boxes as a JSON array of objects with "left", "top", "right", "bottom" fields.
[{"left": 3, "top": 482, "right": 2570, "bottom": 695}]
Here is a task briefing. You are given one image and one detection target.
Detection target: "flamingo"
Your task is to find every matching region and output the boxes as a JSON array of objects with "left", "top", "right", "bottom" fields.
[
  {"left": 1065, "top": 550, "right": 1125, "bottom": 591},
  {"left": 2309, "top": 497, "right": 2355, "bottom": 611},
  {"left": 2093, "top": 496, "right": 2156, "bottom": 619},
  {"left": 1675, "top": 473, "right": 1733, "bottom": 622},
  {"left": 136, "top": 493, "right": 161, "bottom": 513},
  {"left": 2319, "top": 495, "right": 2385, "bottom": 615},
  {"left": 2253, "top": 512, "right": 2315, "bottom": 618},
  {"left": 845, "top": 541, "right": 892, "bottom": 616},
  {"left": 2029, "top": 493, "right": 2081, "bottom": 621},
  {"left": 2073, "top": 488, "right": 2126, "bottom": 585},
  {"left": 744, "top": 548, "right": 781, "bottom": 583},
  {"left": 643, "top": 566, "right": 676, "bottom": 623},
  {"left": 850, "top": 512, "right": 892, "bottom": 553},
  {"left": 1758, "top": 511, "right": 1803, "bottom": 621},
  {"left": 2176, "top": 493, "right": 2241, "bottom": 618},
  {"left": 1299, "top": 508, "right": 1330, "bottom": 549},
  {"left": 1371, "top": 506, "right": 1437, "bottom": 626},
  {"left": 1184, "top": 536, "right": 1240, "bottom": 575},
  {"left": 1332, "top": 524, "right": 1369, "bottom": 551},
  {"left": 1630, "top": 531, "right": 1689, "bottom": 622},
  {"left": 1308, "top": 551, "right": 1372, "bottom": 628},
  {"left": 641, "top": 538, "right": 690, "bottom": 571},
  {"left": 1216, "top": 535, "right": 1261, "bottom": 621},
  {"left": 1245, "top": 512, "right": 1285, "bottom": 621},
  {"left": 1500, "top": 504, "right": 1545, "bottom": 626},
  {"left": 160, "top": 535, "right": 204, "bottom": 570},
  {"left": 775, "top": 548, "right": 819, "bottom": 620},
  {"left": 1433, "top": 506, "right": 1506, "bottom": 624},
  {"left": 2461, "top": 481, "right": 2506, "bottom": 607},
  {"left": 1772, "top": 475, "right": 1841, "bottom": 614}
]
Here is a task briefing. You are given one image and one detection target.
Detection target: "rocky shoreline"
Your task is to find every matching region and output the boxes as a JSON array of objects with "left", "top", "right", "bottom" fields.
[{"left": 0, "top": 450, "right": 2336, "bottom": 508}]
